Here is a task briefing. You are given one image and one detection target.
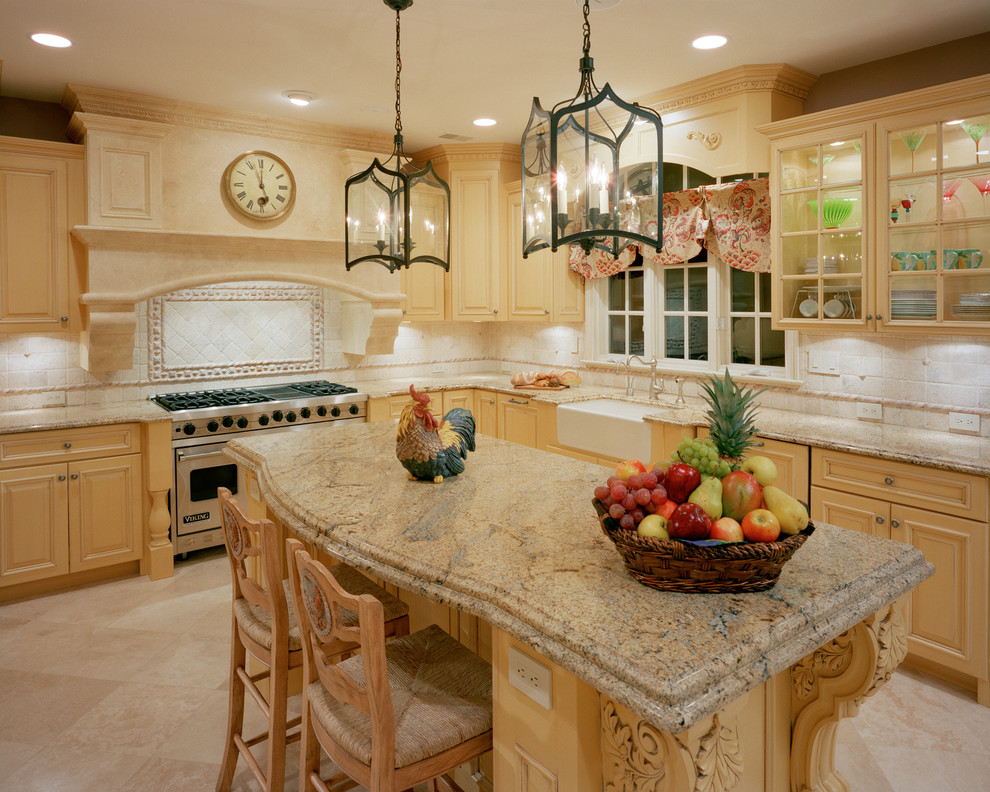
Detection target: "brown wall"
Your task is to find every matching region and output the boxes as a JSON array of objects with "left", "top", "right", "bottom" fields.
[
  {"left": 0, "top": 96, "right": 72, "bottom": 142},
  {"left": 804, "top": 32, "right": 990, "bottom": 114}
]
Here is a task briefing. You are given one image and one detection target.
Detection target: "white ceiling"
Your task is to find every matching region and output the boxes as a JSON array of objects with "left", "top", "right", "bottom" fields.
[{"left": 2, "top": 0, "right": 990, "bottom": 150}]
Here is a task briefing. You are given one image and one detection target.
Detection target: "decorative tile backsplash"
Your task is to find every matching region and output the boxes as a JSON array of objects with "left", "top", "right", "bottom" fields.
[{"left": 147, "top": 283, "right": 323, "bottom": 381}]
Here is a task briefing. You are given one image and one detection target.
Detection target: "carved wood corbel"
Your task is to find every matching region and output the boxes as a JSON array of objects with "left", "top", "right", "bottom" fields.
[{"left": 686, "top": 131, "right": 723, "bottom": 151}]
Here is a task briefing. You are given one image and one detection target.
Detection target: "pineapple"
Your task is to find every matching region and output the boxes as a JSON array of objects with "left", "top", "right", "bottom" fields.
[{"left": 700, "top": 370, "right": 768, "bottom": 471}]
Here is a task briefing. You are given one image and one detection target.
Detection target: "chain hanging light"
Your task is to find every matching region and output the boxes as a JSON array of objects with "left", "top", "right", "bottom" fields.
[
  {"left": 345, "top": 0, "right": 450, "bottom": 272},
  {"left": 521, "top": 0, "right": 663, "bottom": 259}
]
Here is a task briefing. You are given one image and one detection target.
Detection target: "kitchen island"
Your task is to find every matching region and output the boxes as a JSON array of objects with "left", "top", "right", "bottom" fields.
[{"left": 225, "top": 420, "right": 933, "bottom": 792}]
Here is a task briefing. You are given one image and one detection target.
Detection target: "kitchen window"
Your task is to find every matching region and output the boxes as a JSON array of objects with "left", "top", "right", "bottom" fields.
[{"left": 590, "top": 165, "right": 795, "bottom": 378}]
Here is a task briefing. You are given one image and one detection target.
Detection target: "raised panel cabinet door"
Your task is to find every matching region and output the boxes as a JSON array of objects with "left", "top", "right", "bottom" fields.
[
  {"left": 552, "top": 246, "right": 585, "bottom": 323},
  {"left": 890, "top": 505, "right": 987, "bottom": 679},
  {"left": 504, "top": 187, "right": 551, "bottom": 321},
  {"left": 0, "top": 464, "right": 68, "bottom": 585},
  {"left": 497, "top": 395, "right": 538, "bottom": 448},
  {"left": 476, "top": 393, "right": 498, "bottom": 437},
  {"left": 400, "top": 261, "right": 447, "bottom": 321},
  {"left": 441, "top": 389, "right": 475, "bottom": 415},
  {"left": 68, "top": 454, "right": 143, "bottom": 572},
  {"left": 810, "top": 487, "right": 890, "bottom": 537},
  {"left": 451, "top": 170, "right": 500, "bottom": 319},
  {"left": 0, "top": 153, "right": 69, "bottom": 331}
]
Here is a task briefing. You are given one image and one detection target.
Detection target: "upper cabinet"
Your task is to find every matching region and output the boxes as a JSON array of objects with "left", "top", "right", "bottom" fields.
[
  {"left": 0, "top": 137, "right": 85, "bottom": 333},
  {"left": 762, "top": 74, "right": 990, "bottom": 333}
]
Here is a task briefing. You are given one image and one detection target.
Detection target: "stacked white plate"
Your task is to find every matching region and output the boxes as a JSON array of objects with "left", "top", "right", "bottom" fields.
[
  {"left": 804, "top": 257, "right": 838, "bottom": 274},
  {"left": 951, "top": 293, "right": 990, "bottom": 321},
  {"left": 890, "top": 289, "right": 936, "bottom": 319}
]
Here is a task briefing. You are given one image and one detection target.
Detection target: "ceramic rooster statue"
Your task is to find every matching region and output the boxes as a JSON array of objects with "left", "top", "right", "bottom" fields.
[{"left": 396, "top": 385, "right": 476, "bottom": 482}]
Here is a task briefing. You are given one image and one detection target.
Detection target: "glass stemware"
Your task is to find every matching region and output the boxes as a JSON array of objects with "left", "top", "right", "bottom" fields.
[
  {"left": 968, "top": 175, "right": 990, "bottom": 214},
  {"left": 898, "top": 130, "right": 926, "bottom": 171},
  {"left": 943, "top": 179, "right": 962, "bottom": 202},
  {"left": 961, "top": 120, "right": 989, "bottom": 164}
]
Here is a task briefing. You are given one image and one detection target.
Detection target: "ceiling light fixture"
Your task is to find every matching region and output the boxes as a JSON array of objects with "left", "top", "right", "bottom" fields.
[
  {"left": 282, "top": 91, "right": 313, "bottom": 106},
  {"left": 692, "top": 34, "right": 727, "bottom": 50},
  {"left": 473, "top": 118, "right": 497, "bottom": 127},
  {"left": 520, "top": 0, "right": 663, "bottom": 258},
  {"left": 30, "top": 32, "right": 72, "bottom": 48},
  {"left": 344, "top": 0, "right": 450, "bottom": 273}
]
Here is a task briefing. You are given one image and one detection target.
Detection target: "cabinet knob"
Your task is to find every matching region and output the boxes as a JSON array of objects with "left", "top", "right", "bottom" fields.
[
  {"left": 64, "top": 442, "right": 72, "bottom": 449},
  {"left": 876, "top": 314, "right": 883, "bottom": 320},
  {"left": 875, "top": 515, "right": 885, "bottom": 525},
  {"left": 493, "top": 308, "right": 499, "bottom": 315},
  {"left": 58, "top": 474, "right": 66, "bottom": 481},
  {"left": 866, "top": 314, "right": 873, "bottom": 320},
  {"left": 60, "top": 315, "right": 69, "bottom": 323},
  {"left": 544, "top": 308, "right": 550, "bottom": 315},
  {"left": 884, "top": 476, "right": 894, "bottom": 486},
  {"left": 70, "top": 473, "right": 78, "bottom": 480},
  {"left": 891, "top": 519, "right": 900, "bottom": 529}
]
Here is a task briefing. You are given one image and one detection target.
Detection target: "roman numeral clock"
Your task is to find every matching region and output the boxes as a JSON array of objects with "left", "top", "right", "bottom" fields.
[{"left": 222, "top": 151, "right": 296, "bottom": 220}]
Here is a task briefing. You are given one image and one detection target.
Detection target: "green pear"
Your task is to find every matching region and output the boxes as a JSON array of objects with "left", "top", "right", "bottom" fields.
[
  {"left": 762, "top": 485, "right": 808, "bottom": 535},
  {"left": 741, "top": 455, "right": 777, "bottom": 487},
  {"left": 688, "top": 476, "right": 723, "bottom": 521}
]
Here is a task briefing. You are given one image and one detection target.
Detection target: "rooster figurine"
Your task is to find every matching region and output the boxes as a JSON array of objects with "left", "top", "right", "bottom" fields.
[{"left": 396, "top": 385, "right": 476, "bottom": 482}]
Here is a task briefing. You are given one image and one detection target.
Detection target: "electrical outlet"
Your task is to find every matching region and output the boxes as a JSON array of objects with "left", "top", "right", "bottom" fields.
[
  {"left": 507, "top": 645, "right": 552, "bottom": 709},
  {"left": 500, "top": 361, "right": 511, "bottom": 373},
  {"left": 948, "top": 411, "right": 980, "bottom": 433},
  {"left": 808, "top": 351, "right": 840, "bottom": 375},
  {"left": 856, "top": 402, "right": 882, "bottom": 420},
  {"left": 431, "top": 364, "right": 445, "bottom": 375},
  {"left": 42, "top": 391, "right": 66, "bottom": 407}
]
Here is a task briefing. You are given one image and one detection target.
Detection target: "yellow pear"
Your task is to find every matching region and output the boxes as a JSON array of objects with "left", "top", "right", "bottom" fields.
[
  {"left": 741, "top": 455, "right": 777, "bottom": 487},
  {"left": 688, "top": 476, "right": 723, "bottom": 521},
  {"left": 762, "top": 486, "right": 809, "bottom": 535}
]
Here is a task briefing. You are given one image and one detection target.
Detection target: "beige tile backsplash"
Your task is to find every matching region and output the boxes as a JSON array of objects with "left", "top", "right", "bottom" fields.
[{"left": 0, "top": 286, "right": 986, "bottom": 436}]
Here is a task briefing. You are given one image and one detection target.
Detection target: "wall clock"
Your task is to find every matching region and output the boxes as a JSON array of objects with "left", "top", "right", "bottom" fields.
[{"left": 222, "top": 151, "right": 296, "bottom": 220}]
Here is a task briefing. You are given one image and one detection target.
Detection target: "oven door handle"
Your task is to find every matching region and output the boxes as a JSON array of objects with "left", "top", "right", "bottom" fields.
[{"left": 176, "top": 445, "right": 229, "bottom": 462}]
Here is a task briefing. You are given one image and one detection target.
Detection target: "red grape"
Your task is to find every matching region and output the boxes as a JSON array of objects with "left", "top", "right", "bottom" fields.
[
  {"left": 650, "top": 487, "right": 668, "bottom": 506},
  {"left": 630, "top": 507, "right": 645, "bottom": 524},
  {"left": 634, "top": 488, "right": 652, "bottom": 506},
  {"left": 601, "top": 496, "right": 614, "bottom": 508},
  {"left": 619, "top": 514, "right": 635, "bottom": 530},
  {"left": 621, "top": 493, "right": 637, "bottom": 511},
  {"left": 644, "top": 502, "right": 656, "bottom": 513},
  {"left": 626, "top": 474, "right": 643, "bottom": 490},
  {"left": 608, "top": 503, "right": 626, "bottom": 520},
  {"left": 594, "top": 485, "right": 610, "bottom": 501},
  {"left": 610, "top": 483, "right": 628, "bottom": 501},
  {"left": 641, "top": 472, "right": 658, "bottom": 489},
  {"left": 607, "top": 476, "right": 621, "bottom": 488}
]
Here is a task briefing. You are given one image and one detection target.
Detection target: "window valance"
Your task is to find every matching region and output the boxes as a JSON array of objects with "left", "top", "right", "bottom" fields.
[{"left": 567, "top": 177, "right": 770, "bottom": 278}]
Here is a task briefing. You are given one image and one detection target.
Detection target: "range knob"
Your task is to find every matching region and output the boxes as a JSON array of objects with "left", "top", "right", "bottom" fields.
[
  {"left": 221, "top": 416, "right": 234, "bottom": 428},
  {"left": 300, "top": 407, "right": 311, "bottom": 419},
  {"left": 317, "top": 405, "right": 328, "bottom": 417},
  {"left": 348, "top": 404, "right": 360, "bottom": 415},
  {"left": 183, "top": 423, "right": 196, "bottom": 436},
  {"left": 286, "top": 411, "right": 297, "bottom": 423},
  {"left": 207, "top": 420, "right": 220, "bottom": 432},
  {"left": 272, "top": 410, "right": 284, "bottom": 422},
  {"left": 258, "top": 414, "right": 270, "bottom": 426},
  {"left": 236, "top": 417, "right": 249, "bottom": 429},
  {"left": 330, "top": 406, "right": 341, "bottom": 418}
]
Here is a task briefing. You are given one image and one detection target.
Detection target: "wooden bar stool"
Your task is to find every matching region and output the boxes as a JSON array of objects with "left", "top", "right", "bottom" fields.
[
  {"left": 287, "top": 538, "right": 493, "bottom": 792},
  {"left": 216, "top": 488, "right": 410, "bottom": 792}
]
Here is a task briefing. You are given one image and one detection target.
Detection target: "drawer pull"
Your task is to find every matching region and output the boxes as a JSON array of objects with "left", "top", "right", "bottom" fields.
[
  {"left": 875, "top": 515, "right": 885, "bottom": 525},
  {"left": 891, "top": 519, "right": 900, "bottom": 529},
  {"left": 884, "top": 476, "right": 894, "bottom": 486},
  {"left": 70, "top": 473, "right": 78, "bottom": 480},
  {"left": 507, "top": 398, "right": 529, "bottom": 405},
  {"left": 58, "top": 474, "right": 66, "bottom": 482},
  {"left": 64, "top": 442, "right": 72, "bottom": 449}
]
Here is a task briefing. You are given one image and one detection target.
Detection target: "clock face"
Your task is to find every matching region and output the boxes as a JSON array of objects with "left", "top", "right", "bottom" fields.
[{"left": 223, "top": 151, "right": 295, "bottom": 220}]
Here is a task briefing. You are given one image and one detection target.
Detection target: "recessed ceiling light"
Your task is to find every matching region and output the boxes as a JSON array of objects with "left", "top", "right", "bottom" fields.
[
  {"left": 282, "top": 91, "right": 313, "bottom": 106},
  {"left": 692, "top": 34, "right": 727, "bottom": 50},
  {"left": 31, "top": 32, "right": 72, "bottom": 48},
  {"left": 473, "top": 118, "right": 497, "bottom": 127}
]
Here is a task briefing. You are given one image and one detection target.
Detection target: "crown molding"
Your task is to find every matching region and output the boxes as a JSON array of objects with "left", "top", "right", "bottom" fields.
[
  {"left": 757, "top": 72, "right": 990, "bottom": 138},
  {"left": 412, "top": 142, "right": 521, "bottom": 166},
  {"left": 636, "top": 63, "right": 819, "bottom": 116},
  {"left": 0, "top": 133, "right": 84, "bottom": 158},
  {"left": 66, "top": 112, "right": 172, "bottom": 142},
  {"left": 61, "top": 83, "right": 395, "bottom": 153}
]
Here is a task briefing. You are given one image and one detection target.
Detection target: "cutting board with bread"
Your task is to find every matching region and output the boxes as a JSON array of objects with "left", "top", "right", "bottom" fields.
[{"left": 510, "top": 369, "right": 581, "bottom": 389}]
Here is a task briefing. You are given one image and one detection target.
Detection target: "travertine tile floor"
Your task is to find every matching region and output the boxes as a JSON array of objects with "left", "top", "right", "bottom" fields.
[{"left": 0, "top": 547, "right": 987, "bottom": 791}]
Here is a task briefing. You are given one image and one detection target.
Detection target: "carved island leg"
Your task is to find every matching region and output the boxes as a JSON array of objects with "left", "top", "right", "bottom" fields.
[
  {"left": 790, "top": 600, "right": 908, "bottom": 792},
  {"left": 143, "top": 421, "right": 174, "bottom": 580}
]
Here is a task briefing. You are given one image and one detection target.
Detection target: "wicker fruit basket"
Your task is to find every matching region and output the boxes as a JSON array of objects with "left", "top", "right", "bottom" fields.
[{"left": 593, "top": 499, "right": 814, "bottom": 593}]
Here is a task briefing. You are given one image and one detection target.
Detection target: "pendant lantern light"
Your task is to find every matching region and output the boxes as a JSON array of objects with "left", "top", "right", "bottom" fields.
[
  {"left": 521, "top": 0, "right": 663, "bottom": 259},
  {"left": 345, "top": 0, "right": 450, "bottom": 272}
]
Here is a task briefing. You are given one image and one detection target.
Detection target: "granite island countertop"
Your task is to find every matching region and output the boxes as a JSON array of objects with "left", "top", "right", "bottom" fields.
[{"left": 224, "top": 420, "right": 933, "bottom": 734}]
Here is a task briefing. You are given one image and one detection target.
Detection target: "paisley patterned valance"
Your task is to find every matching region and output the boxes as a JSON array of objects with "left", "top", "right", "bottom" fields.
[{"left": 567, "top": 177, "right": 770, "bottom": 279}]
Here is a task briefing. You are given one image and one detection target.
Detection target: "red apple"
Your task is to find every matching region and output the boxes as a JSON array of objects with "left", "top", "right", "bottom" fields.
[
  {"left": 667, "top": 502, "right": 712, "bottom": 540},
  {"left": 665, "top": 463, "right": 701, "bottom": 503},
  {"left": 709, "top": 516, "right": 744, "bottom": 543},
  {"left": 615, "top": 459, "right": 647, "bottom": 481},
  {"left": 720, "top": 471, "right": 763, "bottom": 522},
  {"left": 740, "top": 509, "right": 781, "bottom": 542},
  {"left": 656, "top": 499, "right": 677, "bottom": 520}
]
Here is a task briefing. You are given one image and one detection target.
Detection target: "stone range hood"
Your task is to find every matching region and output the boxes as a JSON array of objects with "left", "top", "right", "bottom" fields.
[{"left": 72, "top": 226, "right": 403, "bottom": 374}]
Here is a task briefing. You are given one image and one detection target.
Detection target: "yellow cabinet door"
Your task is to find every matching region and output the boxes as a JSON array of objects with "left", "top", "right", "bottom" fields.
[
  {"left": 748, "top": 437, "right": 810, "bottom": 503},
  {"left": 442, "top": 389, "right": 475, "bottom": 415},
  {"left": 551, "top": 246, "right": 585, "bottom": 323},
  {"left": 69, "top": 454, "right": 143, "bottom": 572},
  {"left": 890, "top": 505, "right": 988, "bottom": 680},
  {"left": 0, "top": 463, "right": 69, "bottom": 585},
  {"left": 476, "top": 392, "right": 498, "bottom": 437},
  {"left": 497, "top": 393, "right": 538, "bottom": 448},
  {"left": 400, "top": 261, "right": 447, "bottom": 321},
  {"left": 503, "top": 187, "right": 552, "bottom": 321},
  {"left": 0, "top": 151, "right": 70, "bottom": 332},
  {"left": 451, "top": 169, "right": 501, "bottom": 320},
  {"left": 810, "top": 486, "right": 890, "bottom": 537}
]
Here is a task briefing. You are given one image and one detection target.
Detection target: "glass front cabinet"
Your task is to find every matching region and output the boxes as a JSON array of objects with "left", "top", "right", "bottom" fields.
[{"left": 762, "top": 75, "right": 990, "bottom": 333}]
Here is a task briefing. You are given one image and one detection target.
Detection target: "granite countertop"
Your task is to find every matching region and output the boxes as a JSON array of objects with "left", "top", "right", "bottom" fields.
[
  {"left": 224, "top": 420, "right": 933, "bottom": 733},
  {"left": 0, "top": 400, "right": 170, "bottom": 434}
]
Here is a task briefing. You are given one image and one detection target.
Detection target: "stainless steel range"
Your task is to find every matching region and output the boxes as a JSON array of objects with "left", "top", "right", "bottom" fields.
[{"left": 152, "top": 380, "right": 367, "bottom": 554}]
